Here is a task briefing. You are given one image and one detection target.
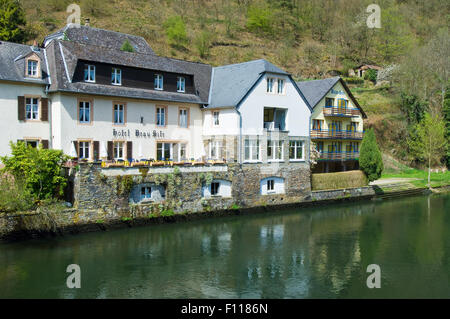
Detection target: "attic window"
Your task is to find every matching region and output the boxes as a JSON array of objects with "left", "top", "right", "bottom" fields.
[
  {"left": 27, "top": 60, "right": 38, "bottom": 77},
  {"left": 84, "top": 64, "right": 96, "bottom": 82}
]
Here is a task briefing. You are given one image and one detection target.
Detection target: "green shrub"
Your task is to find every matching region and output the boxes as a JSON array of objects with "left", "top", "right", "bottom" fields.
[
  {"left": 364, "top": 69, "right": 378, "bottom": 82},
  {"left": 194, "top": 30, "right": 212, "bottom": 58},
  {"left": 0, "top": 175, "right": 35, "bottom": 212},
  {"left": 120, "top": 39, "right": 134, "bottom": 52},
  {"left": 161, "top": 209, "right": 175, "bottom": 217},
  {"left": 0, "top": 142, "right": 69, "bottom": 200},
  {"left": 360, "top": 128, "right": 384, "bottom": 182},
  {"left": 163, "top": 15, "right": 187, "bottom": 48},
  {"left": 246, "top": 3, "right": 274, "bottom": 34},
  {"left": 312, "top": 170, "right": 368, "bottom": 191}
]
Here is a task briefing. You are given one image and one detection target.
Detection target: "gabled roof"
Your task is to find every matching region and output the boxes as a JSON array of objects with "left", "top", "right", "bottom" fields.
[
  {"left": 207, "top": 59, "right": 290, "bottom": 108},
  {"left": 0, "top": 41, "right": 49, "bottom": 85},
  {"left": 44, "top": 24, "right": 155, "bottom": 55},
  {"left": 45, "top": 39, "right": 212, "bottom": 104},
  {"left": 296, "top": 77, "right": 367, "bottom": 118}
]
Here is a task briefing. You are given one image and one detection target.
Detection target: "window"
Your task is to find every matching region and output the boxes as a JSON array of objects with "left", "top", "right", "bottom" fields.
[
  {"left": 111, "top": 68, "right": 122, "bottom": 85},
  {"left": 27, "top": 60, "right": 38, "bottom": 77},
  {"left": 267, "top": 179, "right": 274, "bottom": 191},
  {"left": 312, "top": 119, "right": 323, "bottom": 130},
  {"left": 179, "top": 143, "right": 187, "bottom": 160},
  {"left": 316, "top": 141, "right": 324, "bottom": 153},
  {"left": 154, "top": 74, "right": 163, "bottom": 90},
  {"left": 179, "top": 108, "right": 188, "bottom": 128},
  {"left": 267, "top": 140, "right": 283, "bottom": 161},
  {"left": 140, "top": 186, "right": 152, "bottom": 201},
  {"left": 289, "top": 141, "right": 304, "bottom": 160},
  {"left": 25, "top": 98, "right": 39, "bottom": 120},
  {"left": 267, "top": 78, "right": 274, "bottom": 93},
  {"left": 114, "top": 104, "right": 125, "bottom": 125},
  {"left": 213, "top": 111, "right": 220, "bottom": 126},
  {"left": 244, "top": 139, "right": 260, "bottom": 162},
  {"left": 79, "top": 101, "right": 91, "bottom": 124},
  {"left": 325, "top": 98, "right": 334, "bottom": 107},
  {"left": 25, "top": 140, "right": 39, "bottom": 148},
  {"left": 84, "top": 64, "right": 95, "bottom": 82},
  {"left": 114, "top": 142, "right": 124, "bottom": 160},
  {"left": 209, "top": 140, "right": 222, "bottom": 160},
  {"left": 177, "top": 77, "right": 185, "bottom": 92},
  {"left": 210, "top": 182, "right": 220, "bottom": 196},
  {"left": 157, "top": 143, "right": 172, "bottom": 160},
  {"left": 338, "top": 99, "right": 348, "bottom": 108},
  {"left": 156, "top": 107, "right": 166, "bottom": 126},
  {"left": 277, "top": 79, "right": 284, "bottom": 94},
  {"left": 79, "top": 141, "right": 90, "bottom": 159}
]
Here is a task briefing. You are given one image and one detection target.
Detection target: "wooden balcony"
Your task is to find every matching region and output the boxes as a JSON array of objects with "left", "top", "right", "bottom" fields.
[
  {"left": 310, "top": 129, "right": 364, "bottom": 140},
  {"left": 317, "top": 151, "right": 359, "bottom": 161},
  {"left": 323, "top": 106, "right": 360, "bottom": 117}
]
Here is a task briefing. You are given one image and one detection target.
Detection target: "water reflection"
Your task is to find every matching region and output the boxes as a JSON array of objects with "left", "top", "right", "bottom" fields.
[{"left": 0, "top": 194, "right": 449, "bottom": 298}]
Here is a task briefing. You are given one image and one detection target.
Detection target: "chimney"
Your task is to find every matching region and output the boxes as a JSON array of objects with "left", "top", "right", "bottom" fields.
[{"left": 85, "top": 18, "right": 90, "bottom": 27}]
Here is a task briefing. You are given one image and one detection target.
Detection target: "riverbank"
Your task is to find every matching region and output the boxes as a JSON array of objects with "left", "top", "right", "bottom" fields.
[{"left": 1, "top": 182, "right": 446, "bottom": 243}]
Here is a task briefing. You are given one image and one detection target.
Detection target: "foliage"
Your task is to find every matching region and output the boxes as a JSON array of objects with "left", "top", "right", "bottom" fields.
[
  {"left": 364, "top": 69, "right": 377, "bottom": 83},
  {"left": 381, "top": 168, "right": 450, "bottom": 189},
  {"left": 311, "top": 170, "right": 368, "bottom": 191},
  {"left": 359, "top": 129, "right": 384, "bottom": 182},
  {"left": 194, "top": 30, "right": 212, "bottom": 58},
  {"left": 163, "top": 15, "right": 187, "bottom": 48},
  {"left": 444, "top": 88, "right": 450, "bottom": 167},
  {"left": 343, "top": 77, "right": 364, "bottom": 85},
  {"left": 0, "top": 142, "right": 69, "bottom": 200},
  {"left": 0, "top": 0, "right": 27, "bottom": 43},
  {"left": 0, "top": 175, "right": 35, "bottom": 212},
  {"left": 120, "top": 39, "right": 134, "bottom": 52},
  {"left": 408, "top": 113, "right": 447, "bottom": 187},
  {"left": 116, "top": 175, "right": 134, "bottom": 195},
  {"left": 309, "top": 142, "right": 320, "bottom": 167},
  {"left": 399, "top": 93, "right": 428, "bottom": 125},
  {"left": 161, "top": 209, "right": 175, "bottom": 217},
  {"left": 246, "top": 2, "right": 274, "bottom": 35}
]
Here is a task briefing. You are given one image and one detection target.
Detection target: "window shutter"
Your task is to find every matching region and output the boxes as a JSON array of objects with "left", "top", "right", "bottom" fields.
[
  {"left": 41, "top": 140, "right": 49, "bottom": 149},
  {"left": 127, "top": 141, "right": 133, "bottom": 160},
  {"left": 73, "top": 141, "right": 79, "bottom": 159},
  {"left": 18, "top": 96, "right": 25, "bottom": 121},
  {"left": 93, "top": 141, "right": 99, "bottom": 161},
  {"left": 107, "top": 141, "right": 113, "bottom": 160},
  {"left": 41, "top": 98, "right": 49, "bottom": 121}
]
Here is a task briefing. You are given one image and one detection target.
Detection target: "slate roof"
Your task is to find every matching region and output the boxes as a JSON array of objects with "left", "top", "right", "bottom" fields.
[
  {"left": 0, "top": 41, "right": 49, "bottom": 85},
  {"left": 44, "top": 24, "right": 155, "bottom": 55},
  {"left": 207, "top": 59, "right": 290, "bottom": 108},
  {"left": 296, "top": 77, "right": 367, "bottom": 118},
  {"left": 45, "top": 38, "right": 212, "bottom": 104}
]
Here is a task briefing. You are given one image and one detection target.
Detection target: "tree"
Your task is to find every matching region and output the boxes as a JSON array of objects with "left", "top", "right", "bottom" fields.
[
  {"left": 359, "top": 128, "right": 384, "bottom": 182},
  {"left": 408, "top": 113, "right": 447, "bottom": 188},
  {"left": 120, "top": 39, "right": 134, "bottom": 52},
  {"left": 163, "top": 15, "right": 187, "bottom": 48},
  {"left": 0, "top": 0, "right": 27, "bottom": 43},
  {"left": 444, "top": 88, "right": 450, "bottom": 167},
  {"left": 246, "top": 2, "right": 274, "bottom": 35},
  {"left": 194, "top": 30, "right": 212, "bottom": 59},
  {"left": 0, "top": 142, "right": 69, "bottom": 200}
]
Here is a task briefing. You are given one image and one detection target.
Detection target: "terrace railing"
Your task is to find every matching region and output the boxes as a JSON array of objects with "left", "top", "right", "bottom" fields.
[
  {"left": 318, "top": 151, "right": 360, "bottom": 160},
  {"left": 323, "top": 106, "right": 360, "bottom": 117},
  {"left": 310, "top": 129, "right": 364, "bottom": 139}
]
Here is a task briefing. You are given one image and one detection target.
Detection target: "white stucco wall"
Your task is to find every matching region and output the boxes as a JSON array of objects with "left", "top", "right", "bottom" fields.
[
  {"left": 260, "top": 176, "right": 285, "bottom": 195},
  {"left": 0, "top": 81, "right": 49, "bottom": 158},
  {"left": 202, "top": 179, "right": 232, "bottom": 198}
]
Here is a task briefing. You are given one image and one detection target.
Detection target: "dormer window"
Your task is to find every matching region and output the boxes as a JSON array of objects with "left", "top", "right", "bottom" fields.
[
  {"left": 84, "top": 64, "right": 96, "bottom": 82},
  {"left": 277, "top": 79, "right": 284, "bottom": 94},
  {"left": 267, "top": 78, "right": 274, "bottom": 93},
  {"left": 154, "top": 74, "right": 163, "bottom": 90},
  {"left": 27, "top": 60, "right": 38, "bottom": 77},
  {"left": 177, "top": 76, "right": 185, "bottom": 92},
  {"left": 111, "top": 68, "right": 122, "bottom": 85}
]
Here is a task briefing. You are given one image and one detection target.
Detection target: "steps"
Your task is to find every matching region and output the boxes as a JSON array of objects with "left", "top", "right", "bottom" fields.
[{"left": 373, "top": 183, "right": 430, "bottom": 199}]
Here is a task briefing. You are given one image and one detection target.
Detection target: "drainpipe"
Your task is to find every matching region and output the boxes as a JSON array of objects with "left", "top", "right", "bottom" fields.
[
  {"left": 236, "top": 108, "right": 243, "bottom": 165},
  {"left": 45, "top": 85, "right": 53, "bottom": 149}
]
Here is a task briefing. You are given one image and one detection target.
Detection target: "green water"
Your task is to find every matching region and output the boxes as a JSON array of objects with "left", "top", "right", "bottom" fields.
[{"left": 1, "top": 193, "right": 449, "bottom": 299}]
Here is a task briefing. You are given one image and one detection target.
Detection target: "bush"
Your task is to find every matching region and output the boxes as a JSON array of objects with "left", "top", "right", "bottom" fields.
[
  {"left": 0, "top": 175, "right": 35, "bottom": 212},
  {"left": 312, "top": 170, "right": 368, "bottom": 191},
  {"left": 359, "top": 128, "right": 384, "bottom": 182},
  {"left": 163, "top": 15, "right": 187, "bottom": 48},
  {"left": 364, "top": 69, "right": 378, "bottom": 82},
  {"left": 0, "top": 142, "right": 69, "bottom": 201},
  {"left": 120, "top": 39, "right": 134, "bottom": 52},
  {"left": 246, "top": 3, "right": 274, "bottom": 34},
  {"left": 194, "top": 31, "right": 212, "bottom": 58}
]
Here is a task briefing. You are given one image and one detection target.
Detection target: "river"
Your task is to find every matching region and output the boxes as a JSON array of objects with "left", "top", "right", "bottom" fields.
[{"left": 0, "top": 193, "right": 449, "bottom": 298}]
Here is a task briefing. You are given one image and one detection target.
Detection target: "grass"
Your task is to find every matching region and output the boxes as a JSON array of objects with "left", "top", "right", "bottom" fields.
[
  {"left": 312, "top": 170, "right": 368, "bottom": 191},
  {"left": 381, "top": 168, "right": 450, "bottom": 188}
]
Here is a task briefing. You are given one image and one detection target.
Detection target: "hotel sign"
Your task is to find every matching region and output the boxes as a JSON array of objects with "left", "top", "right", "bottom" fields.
[{"left": 113, "top": 129, "right": 165, "bottom": 139}]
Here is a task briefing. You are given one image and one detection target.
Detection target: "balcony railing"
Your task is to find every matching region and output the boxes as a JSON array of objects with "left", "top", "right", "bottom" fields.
[
  {"left": 323, "top": 106, "right": 360, "bottom": 117},
  {"left": 310, "top": 129, "right": 364, "bottom": 140},
  {"left": 317, "top": 151, "right": 359, "bottom": 161}
]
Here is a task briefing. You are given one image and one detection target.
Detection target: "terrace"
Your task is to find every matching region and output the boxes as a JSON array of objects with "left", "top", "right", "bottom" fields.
[
  {"left": 310, "top": 129, "right": 364, "bottom": 140},
  {"left": 317, "top": 151, "right": 359, "bottom": 161}
]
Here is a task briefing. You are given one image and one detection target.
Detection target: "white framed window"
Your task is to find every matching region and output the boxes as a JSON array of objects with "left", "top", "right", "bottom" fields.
[
  {"left": 84, "top": 64, "right": 95, "bottom": 82},
  {"left": 79, "top": 141, "right": 90, "bottom": 159},
  {"left": 213, "top": 111, "right": 220, "bottom": 126},
  {"left": 267, "top": 78, "right": 274, "bottom": 93},
  {"left": 244, "top": 139, "right": 260, "bottom": 162},
  {"left": 209, "top": 140, "right": 222, "bottom": 160},
  {"left": 157, "top": 142, "right": 173, "bottom": 161},
  {"left": 111, "top": 68, "right": 122, "bottom": 85},
  {"left": 260, "top": 177, "right": 285, "bottom": 195},
  {"left": 203, "top": 180, "right": 232, "bottom": 198},
  {"left": 25, "top": 98, "right": 39, "bottom": 120},
  {"left": 154, "top": 74, "right": 163, "bottom": 90},
  {"left": 79, "top": 101, "right": 91, "bottom": 123},
  {"left": 179, "top": 143, "right": 187, "bottom": 160},
  {"left": 267, "top": 140, "right": 283, "bottom": 161},
  {"left": 27, "top": 60, "right": 38, "bottom": 77},
  {"left": 267, "top": 179, "right": 274, "bottom": 191},
  {"left": 177, "top": 76, "right": 185, "bottom": 92},
  {"left": 179, "top": 108, "right": 188, "bottom": 128},
  {"left": 289, "top": 140, "right": 304, "bottom": 161},
  {"left": 277, "top": 79, "right": 284, "bottom": 94},
  {"left": 210, "top": 182, "right": 220, "bottom": 196},
  {"left": 156, "top": 107, "right": 166, "bottom": 126},
  {"left": 114, "top": 141, "right": 124, "bottom": 160},
  {"left": 140, "top": 186, "right": 152, "bottom": 201},
  {"left": 114, "top": 104, "right": 125, "bottom": 125}
]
